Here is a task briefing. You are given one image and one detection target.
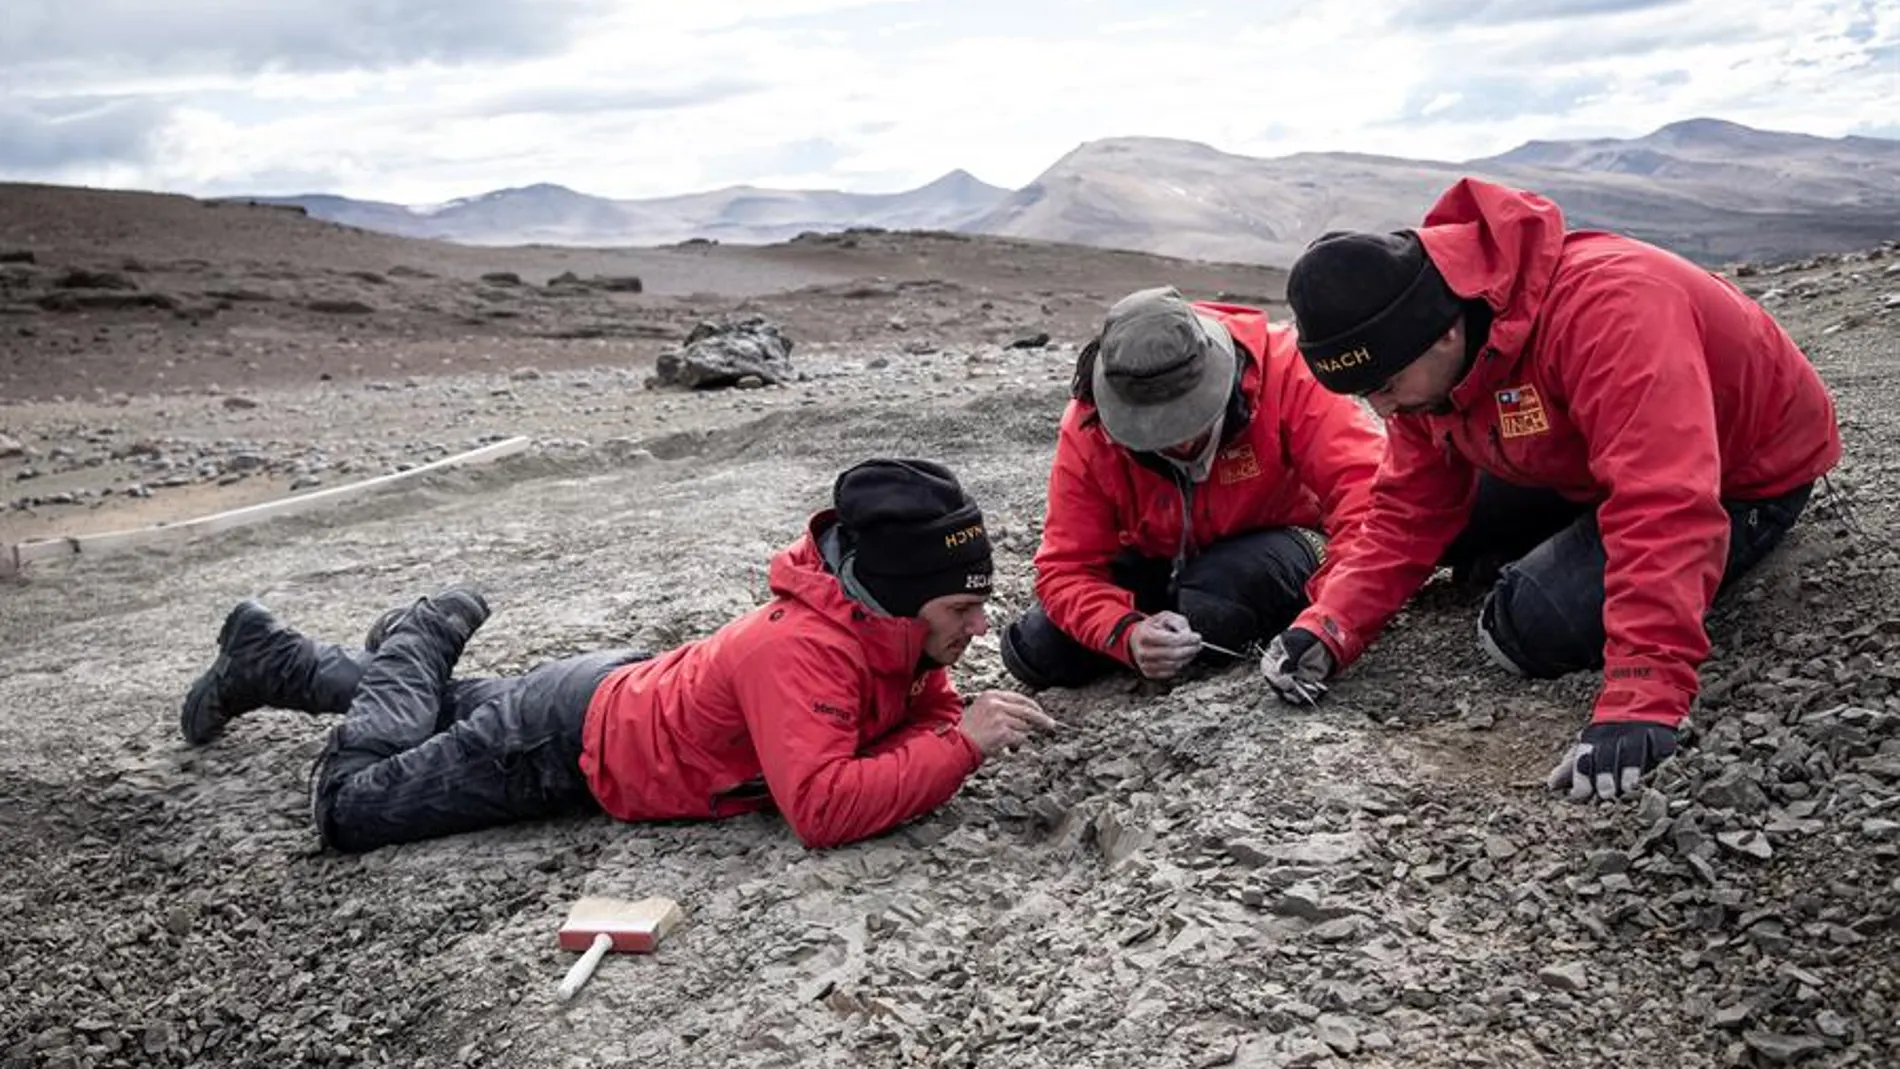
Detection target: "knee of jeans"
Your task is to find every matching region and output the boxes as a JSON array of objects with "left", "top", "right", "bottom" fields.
[
  {"left": 1478, "top": 576, "right": 1593, "bottom": 680},
  {"left": 1476, "top": 596, "right": 1528, "bottom": 677},
  {"left": 1176, "top": 588, "right": 1259, "bottom": 654},
  {"left": 1000, "top": 616, "right": 1064, "bottom": 689}
]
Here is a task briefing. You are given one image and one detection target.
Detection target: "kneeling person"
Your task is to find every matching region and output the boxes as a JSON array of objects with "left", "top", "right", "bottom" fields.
[
  {"left": 1261, "top": 179, "right": 1842, "bottom": 801},
  {"left": 180, "top": 459, "right": 1054, "bottom": 852},
  {"left": 1003, "top": 286, "right": 1385, "bottom": 687}
]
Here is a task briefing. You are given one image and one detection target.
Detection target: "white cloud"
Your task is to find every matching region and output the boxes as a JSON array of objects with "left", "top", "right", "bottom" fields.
[{"left": 0, "top": 0, "right": 1893, "bottom": 202}]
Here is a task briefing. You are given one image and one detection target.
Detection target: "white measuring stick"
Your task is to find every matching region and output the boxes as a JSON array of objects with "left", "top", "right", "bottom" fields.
[{"left": 557, "top": 933, "right": 614, "bottom": 1001}]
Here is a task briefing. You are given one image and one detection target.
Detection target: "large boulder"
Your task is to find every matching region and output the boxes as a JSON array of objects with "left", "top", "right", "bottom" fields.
[{"left": 648, "top": 317, "right": 795, "bottom": 390}]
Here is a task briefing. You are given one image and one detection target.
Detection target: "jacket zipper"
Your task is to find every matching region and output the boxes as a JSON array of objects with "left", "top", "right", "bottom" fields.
[
  {"left": 1485, "top": 425, "right": 1535, "bottom": 485},
  {"left": 1169, "top": 474, "right": 1195, "bottom": 601}
]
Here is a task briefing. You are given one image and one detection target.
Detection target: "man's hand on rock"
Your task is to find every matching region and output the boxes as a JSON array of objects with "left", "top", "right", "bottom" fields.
[
  {"left": 1545, "top": 720, "right": 1681, "bottom": 802},
  {"left": 1260, "top": 628, "right": 1332, "bottom": 706},
  {"left": 960, "top": 690, "right": 1058, "bottom": 757}
]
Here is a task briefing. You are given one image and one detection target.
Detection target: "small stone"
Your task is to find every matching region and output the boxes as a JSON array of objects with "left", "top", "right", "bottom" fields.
[
  {"left": 510, "top": 366, "right": 542, "bottom": 381},
  {"left": 1225, "top": 839, "right": 1273, "bottom": 869},
  {"left": 1742, "top": 1031, "right": 1826, "bottom": 1063},
  {"left": 1698, "top": 768, "right": 1771, "bottom": 813},
  {"left": 1537, "top": 962, "right": 1589, "bottom": 992},
  {"left": 1861, "top": 818, "right": 1900, "bottom": 842},
  {"left": 1283, "top": 832, "right": 1367, "bottom": 866},
  {"left": 1717, "top": 830, "right": 1774, "bottom": 860},
  {"left": 1635, "top": 789, "right": 1670, "bottom": 825},
  {"left": 221, "top": 395, "right": 259, "bottom": 410},
  {"left": 1307, "top": 916, "right": 1369, "bottom": 943},
  {"left": 1269, "top": 883, "right": 1328, "bottom": 922},
  {"left": 1587, "top": 849, "right": 1631, "bottom": 875},
  {"left": 1483, "top": 835, "right": 1519, "bottom": 861},
  {"left": 1315, "top": 1015, "right": 1361, "bottom": 1056}
]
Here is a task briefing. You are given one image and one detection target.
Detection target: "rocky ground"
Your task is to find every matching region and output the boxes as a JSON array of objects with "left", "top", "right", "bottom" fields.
[{"left": 1, "top": 185, "right": 1897, "bottom": 1069}]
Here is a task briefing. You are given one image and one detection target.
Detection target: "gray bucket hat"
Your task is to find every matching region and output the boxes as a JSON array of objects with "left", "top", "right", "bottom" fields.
[{"left": 1091, "top": 286, "right": 1237, "bottom": 452}]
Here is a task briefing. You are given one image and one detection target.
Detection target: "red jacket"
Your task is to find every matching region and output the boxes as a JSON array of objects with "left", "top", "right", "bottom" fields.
[
  {"left": 579, "top": 515, "right": 984, "bottom": 849},
  {"left": 1034, "top": 303, "right": 1387, "bottom": 663},
  {"left": 1296, "top": 179, "right": 1843, "bottom": 727}
]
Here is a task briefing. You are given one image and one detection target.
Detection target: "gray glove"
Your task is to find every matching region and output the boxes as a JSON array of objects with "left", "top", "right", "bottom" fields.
[
  {"left": 1545, "top": 721, "right": 1680, "bottom": 801},
  {"left": 1260, "top": 628, "right": 1332, "bottom": 706}
]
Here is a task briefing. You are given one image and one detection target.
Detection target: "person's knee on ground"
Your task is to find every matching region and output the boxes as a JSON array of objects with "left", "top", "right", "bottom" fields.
[
  {"left": 1001, "top": 604, "right": 1122, "bottom": 690},
  {"left": 179, "top": 600, "right": 365, "bottom": 746},
  {"left": 1477, "top": 569, "right": 1603, "bottom": 680}
]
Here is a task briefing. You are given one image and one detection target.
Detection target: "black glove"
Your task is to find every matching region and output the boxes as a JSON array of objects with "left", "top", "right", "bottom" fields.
[
  {"left": 1545, "top": 721, "right": 1680, "bottom": 802},
  {"left": 1260, "top": 628, "right": 1332, "bottom": 706}
]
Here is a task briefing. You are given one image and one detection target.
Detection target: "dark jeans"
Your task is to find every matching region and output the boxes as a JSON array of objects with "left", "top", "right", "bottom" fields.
[
  {"left": 311, "top": 625, "right": 648, "bottom": 853},
  {"left": 1460, "top": 475, "right": 1815, "bottom": 678},
  {"left": 1002, "top": 527, "right": 1321, "bottom": 688}
]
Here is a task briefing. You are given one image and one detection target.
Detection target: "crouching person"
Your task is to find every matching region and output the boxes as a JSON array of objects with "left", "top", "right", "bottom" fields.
[
  {"left": 179, "top": 459, "right": 1055, "bottom": 852},
  {"left": 1001, "top": 285, "right": 1386, "bottom": 688},
  {"left": 1260, "top": 178, "right": 1842, "bottom": 801}
]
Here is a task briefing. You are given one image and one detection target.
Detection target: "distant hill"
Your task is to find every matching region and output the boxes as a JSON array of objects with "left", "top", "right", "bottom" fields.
[
  {"left": 235, "top": 170, "right": 1010, "bottom": 248},
  {"left": 1476, "top": 118, "right": 1900, "bottom": 206},
  {"left": 238, "top": 120, "right": 1900, "bottom": 267},
  {"left": 971, "top": 120, "right": 1900, "bottom": 267}
]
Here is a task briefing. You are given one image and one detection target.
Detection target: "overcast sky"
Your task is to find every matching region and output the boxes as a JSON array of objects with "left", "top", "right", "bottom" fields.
[{"left": 2, "top": 0, "right": 1894, "bottom": 205}]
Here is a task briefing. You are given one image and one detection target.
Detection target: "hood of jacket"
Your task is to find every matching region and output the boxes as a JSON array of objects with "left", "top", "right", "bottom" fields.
[
  {"left": 1414, "top": 179, "right": 1568, "bottom": 410},
  {"left": 770, "top": 509, "right": 931, "bottom": 679}
]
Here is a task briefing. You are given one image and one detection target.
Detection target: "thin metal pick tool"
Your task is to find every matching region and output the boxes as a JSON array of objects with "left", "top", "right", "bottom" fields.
[
  {"left": 1289, "top": 681, "right": 1325, "bottom": 708},
  {"left": 1196, "top": 638, "right": 1248, "bottom": 659}
]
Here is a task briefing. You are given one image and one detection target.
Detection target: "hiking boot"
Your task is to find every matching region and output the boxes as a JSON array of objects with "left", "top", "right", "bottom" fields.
[{"left": 180, "top": 600, "right": 363, "bottom": 745}]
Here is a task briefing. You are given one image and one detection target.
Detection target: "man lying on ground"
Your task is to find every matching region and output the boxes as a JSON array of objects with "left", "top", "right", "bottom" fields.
[{"left": 181, "top": 458, "right": 1054, "bottom": 851}]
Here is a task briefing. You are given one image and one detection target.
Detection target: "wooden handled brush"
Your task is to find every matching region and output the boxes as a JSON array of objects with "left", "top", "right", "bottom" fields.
[{"left": 554, "top": 895, "right": 684, "bottom": 1001}]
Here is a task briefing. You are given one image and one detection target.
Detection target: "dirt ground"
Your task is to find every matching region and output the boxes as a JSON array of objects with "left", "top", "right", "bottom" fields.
[{"left": 2, "top": 186, "right": 1898, "bottom": 1069}]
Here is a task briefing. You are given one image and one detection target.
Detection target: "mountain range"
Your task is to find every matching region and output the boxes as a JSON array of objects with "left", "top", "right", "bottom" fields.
[{"left": 241, "top": 119, "right": 1900, "bottom": 267}]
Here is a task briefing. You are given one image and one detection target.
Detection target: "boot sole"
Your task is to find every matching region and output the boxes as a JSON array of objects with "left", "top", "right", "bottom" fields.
[
  {"left": 178, "top": 602, "right": 261, "bottom": 746},
  {"left": 179, "top": 660, "right": 226, "bottom": 745}
]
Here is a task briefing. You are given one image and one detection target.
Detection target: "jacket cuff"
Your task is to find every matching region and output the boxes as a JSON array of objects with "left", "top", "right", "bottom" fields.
[
  {"left": 948, "top": 721, "right": 985, "bottom": 771},
  {"left": 1590, "top": 678, "right": 1692, "bottom": 729},
  {"left": 1104, "top": 611, "right": 1145, "bottom": 667},
  {"left": 1293, "top": 606, "right": 1363, "bottom": 671}
]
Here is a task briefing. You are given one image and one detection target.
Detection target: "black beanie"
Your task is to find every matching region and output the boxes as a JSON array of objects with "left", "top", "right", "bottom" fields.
[
  {"left": 1286, "top": 230, "right": 1463, "bottom": 395},
  {"left": 833, "top": 459, "right": 993, "bottom": 617}
]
